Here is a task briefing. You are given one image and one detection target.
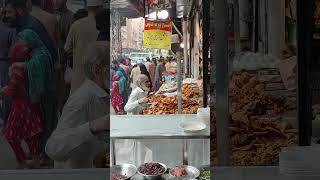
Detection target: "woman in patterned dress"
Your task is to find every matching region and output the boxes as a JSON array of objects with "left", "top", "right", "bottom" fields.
[
  {"left": 0, "top": 42, "right": 43, "bottom": 169},
  {"left": 111, "top": 74, "right": 124, "bottom": 114},
  {"left": 9, "top": 29, "right": 57, "bottom": 167}
]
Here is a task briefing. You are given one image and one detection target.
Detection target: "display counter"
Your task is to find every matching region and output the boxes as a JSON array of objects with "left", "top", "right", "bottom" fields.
[
  {"left": 111, "top": 114, "right": 209, "bottom": 139},
  {"left": 0, "top": 169, "right": 106, "bottom": 180},
  {"left": 110, "top": 114, "right": 210, "bottom": 166},
  {"left": 213, "top": 166, "right": 319, "bottom": 180}
]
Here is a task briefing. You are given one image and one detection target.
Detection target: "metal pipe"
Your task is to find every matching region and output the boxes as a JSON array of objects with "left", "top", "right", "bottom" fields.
[
  {"left": 177, "top": 51, "right": 182, "bottom": 114},
  {"left": 173, "top": 22, "right": 183, "bottom": 37},
  {"left": 215, "top": 0, "right": 230, "bottom": 166},
  {"left": 234, "top": 0, "right": 241, "bottom": 53},
  {"left": 297, "top": 0, "right": 312, "bottom": 146},
  {"left": 254, "top": 0, "right": 259, "bottom": 52},
  {"left": 202, "top": 0, "right": 210, "bottom": 107},
  {"left": 182, "top": 139, "right": 188, "bottom": 165},
  {"left": 111, "top": 139, "right": 116, "bottom": 165},
  {"left": 188, "top": 0, "right": 196, "bottom": 18},
  {"left": 183, "top": 17, "right": 189, "bottom": 79},
  {"left": 193, "top": 11, "right": 200, "bottom": 79}
]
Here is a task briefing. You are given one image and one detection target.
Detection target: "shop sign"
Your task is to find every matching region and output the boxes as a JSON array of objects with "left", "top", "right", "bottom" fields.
[{"left": 144, "top": 19, "right": 172, "bottom": 49}]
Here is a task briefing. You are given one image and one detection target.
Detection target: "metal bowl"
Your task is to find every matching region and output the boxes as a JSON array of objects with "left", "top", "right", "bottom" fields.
[
  {"left": 111, "top": 164, "right": 137, "bottom": 180},
  {"left": 169, "top": 165, "right": 200, "bottom": 179},
  {"left": 199, "top": 166, "right": 210, "bottom": 180},
  {"left": 137, "top": 162, "right": 168, "bottom": 180}
]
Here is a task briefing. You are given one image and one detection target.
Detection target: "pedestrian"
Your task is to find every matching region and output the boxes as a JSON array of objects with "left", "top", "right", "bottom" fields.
[
  {"left": 73, "top": 8, "right": 88, "bottom": 21},
  {"left": 110, "top": 60, "right": 118, "bottom": 91},
  {"left": 154, "top": 58, "right": 166, "bottom": 91},
  {"left": 130, "top": 62, "right": 141, "bottom": 89},
  {"left": 1, "top": 42, "right": 43, "bottom": 169},
  {"left": 119, "top": 58, "right": 130, "bottom": 77},
  {"left": 55, "top": 0, "right": 74, "bottom": 109},
  {"left": 140, "top": 64, "right": 152, "bottom": 91},
  {"left": 3, "top": 0, "right": 58, "bottom": 62},
  {"left": 111, "top": 74, "right": 124, "bottom": 115},
  {"left": 46, "top": 44, "right": 109, "bottom": 169},
  {"left": 64, "top": 0, "right": 103, "bottom": 94},
  {"left": 144, "top": 58, "right": 155, "bottom": 85},
  {"left": 116, "top": 70, "right": 128, "bottom": 108},
  {"left": 41, "top": 0, "right": 55, "bottom": 14},
  {"left": 0, "top": 23, "right": 16, "bottom": 127},
  {"left": 10, "top": 29, "right": 57, "bottom": 167},
  {"left": 95, "top": 8, "right": 109, "bottom": 41},
  {"left": 28, "top": 0, "right": 59, "bottom": 47}
]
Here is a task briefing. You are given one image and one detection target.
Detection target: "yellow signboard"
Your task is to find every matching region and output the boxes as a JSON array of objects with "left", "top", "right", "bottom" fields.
[{"left": 144, "top": 19, "right": 172, "bottom": 49}]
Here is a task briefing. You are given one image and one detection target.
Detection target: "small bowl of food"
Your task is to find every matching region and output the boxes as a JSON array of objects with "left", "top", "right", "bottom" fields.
[
  {"left": 180, "top": 121, "right": 206, "bottom": 133},
  {"left": 199, "top": 170, "right": 210, "bottom": 180},
  {"left": 169, "top": 166, "right": 200, "bottom": 179},
  {"left": 137, "top": 162, "right": 167, "bottom": 180},
  {"left": 111, "top": 164, "right": 137, "bottom": 180}
]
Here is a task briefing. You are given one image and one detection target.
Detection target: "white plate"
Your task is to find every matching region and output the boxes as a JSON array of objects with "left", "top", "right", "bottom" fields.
[{"left": 180, "top": 121, "right": 206, "bottom": 133}]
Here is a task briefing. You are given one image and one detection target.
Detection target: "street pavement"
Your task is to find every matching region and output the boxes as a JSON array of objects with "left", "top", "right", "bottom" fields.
[
  {"left": 0, "top": 102, "right": 115, "bottom": 170},
  {"left": 0, "top": 122, "right": 17, "bottom": 169}
]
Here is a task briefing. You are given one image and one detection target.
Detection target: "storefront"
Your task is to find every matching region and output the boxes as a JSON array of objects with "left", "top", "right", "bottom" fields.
[{"left": 212, "top": 0, "right": 320, "bottom": 179}]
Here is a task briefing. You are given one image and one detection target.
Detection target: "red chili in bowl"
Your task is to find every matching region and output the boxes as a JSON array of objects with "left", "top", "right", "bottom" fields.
[
  {"left": 111, "top": 172, "right": 127, "bottom": 180},
  {"left": 171, "top": 167, "right": 188, "bottom": 177},
  {"left": 138, "top": 163, "right": 166, "bottom": 175}
]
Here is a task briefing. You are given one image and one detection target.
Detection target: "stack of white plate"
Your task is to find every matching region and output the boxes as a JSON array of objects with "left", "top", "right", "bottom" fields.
[{"left": 279, "top": 146, "right": 320, "bottom": 176}]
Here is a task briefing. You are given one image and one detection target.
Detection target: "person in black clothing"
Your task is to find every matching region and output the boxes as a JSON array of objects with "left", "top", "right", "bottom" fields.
[
  {"left": 139, "top": 64, "right": 152, "bottom": 91},
  {"left": 95, "top": 9, "right": 109, "bottom": 41}
]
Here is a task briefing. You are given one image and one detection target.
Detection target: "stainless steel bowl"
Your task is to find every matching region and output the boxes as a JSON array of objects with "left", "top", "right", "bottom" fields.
[
  {"left": 169, "top": 165, "right": 200, "bottom": 179},
  {"left": 137, "top": 162, "right": 168, "bottom": 180},
  {"left": 111, "top": 164, "right": 137, "bottom": 180}
]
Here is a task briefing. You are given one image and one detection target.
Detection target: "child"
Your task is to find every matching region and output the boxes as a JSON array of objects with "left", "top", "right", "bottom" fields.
[
  {"left": 111, "top": 74, "right": 125, "bottom": 115},
  {"left": 0, "top": 42, "right": 43, "bottom": 169}
]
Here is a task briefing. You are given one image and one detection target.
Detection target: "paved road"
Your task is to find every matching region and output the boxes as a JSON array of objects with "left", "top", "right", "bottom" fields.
[
  {"left": 0, "top": 125, "right": 17, "bottom": 169},
  {"left": 0, "top": 101, "right": 115, "bottom": 170}
]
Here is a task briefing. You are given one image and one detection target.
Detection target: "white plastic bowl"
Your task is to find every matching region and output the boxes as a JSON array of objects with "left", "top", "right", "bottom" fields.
[{"left": 180, "top": 121, "right": 206, "bottom": 133}]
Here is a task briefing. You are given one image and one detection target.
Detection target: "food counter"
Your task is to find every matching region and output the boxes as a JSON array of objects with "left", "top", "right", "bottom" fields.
[
  {"left": 110, "top": 114, "right": 210, "bottom": 166},
  {"left": 111, "top": 114, "right": 209, "bottom": 139},
  {"left": 212, "top": 166, "right": 319, "bottom": 180},
  {"left": 0, "top": 169, "right": 106, "bottom": 180}
]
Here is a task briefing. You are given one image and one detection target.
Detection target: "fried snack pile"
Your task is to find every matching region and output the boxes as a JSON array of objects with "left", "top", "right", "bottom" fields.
[
  {"left": 211, "top": 71, "right": 297, "bottom": 166},
  {"left": 143, "top": 84, "right": 202, "bottom": 115}
]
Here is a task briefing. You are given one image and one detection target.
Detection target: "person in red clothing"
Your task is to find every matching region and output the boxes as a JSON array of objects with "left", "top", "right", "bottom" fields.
[
  {"left": 0, "top": 42, "right": 43, "bottom": 169},
  {"left": 111, "top": 74, "right": 125, "bottom": 115}
]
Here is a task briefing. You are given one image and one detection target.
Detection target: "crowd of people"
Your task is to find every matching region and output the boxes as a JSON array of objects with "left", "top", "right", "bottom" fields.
[
  {"left": 110, "top": 56, "right": 177, "bottom": 115},
  {"left": 0, "top": 0, "right": 109, "bottom": 169}
]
